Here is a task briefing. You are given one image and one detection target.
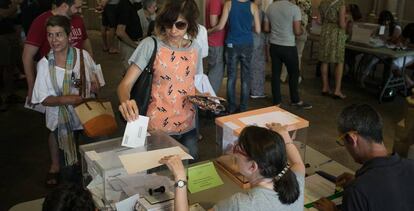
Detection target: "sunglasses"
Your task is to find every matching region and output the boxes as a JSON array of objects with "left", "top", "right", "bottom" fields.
[
  {"left": 336, "top": 131, "right": 357, "bottom": 146},
  {"left": 232, "top": 144, "right": 249, "bottom": 157},
  {"left": 166, "top": 21, "right": 188, "bottom": 30}
]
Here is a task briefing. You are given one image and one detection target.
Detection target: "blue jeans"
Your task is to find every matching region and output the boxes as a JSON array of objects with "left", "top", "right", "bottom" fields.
[
  {"left": 226, "top": 44, "right": 253, "bottom": 113},
  {"left": 207, "top": 46, "right": 225, "bottom": 94},
  {"left": 171, "top": 129, "right": 198, "bottom": 161}
]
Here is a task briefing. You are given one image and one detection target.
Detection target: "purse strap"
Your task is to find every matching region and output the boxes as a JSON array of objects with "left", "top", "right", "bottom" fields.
[
  {"left": 79, "top": 49, "right": 87, "bottom": 98},
  {"left": 144, "top": 36, "right": 158, "bottom": 74}
]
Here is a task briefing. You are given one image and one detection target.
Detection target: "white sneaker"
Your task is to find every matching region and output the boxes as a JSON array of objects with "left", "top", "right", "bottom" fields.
[{"left": 250, "top": 95, "right": 267, "bottom": 99}]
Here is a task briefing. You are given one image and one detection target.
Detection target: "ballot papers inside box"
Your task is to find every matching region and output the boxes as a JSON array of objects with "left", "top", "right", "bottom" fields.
[
  {"left": 79, "top": 130, "right": 190, "bottom": 209},
  {"left": 214, "top": 106, "right": 309, "bottom": 188}
]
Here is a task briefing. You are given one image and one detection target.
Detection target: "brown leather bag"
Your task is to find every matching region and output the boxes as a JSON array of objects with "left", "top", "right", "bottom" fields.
[{"left": 74, "top": 50, "right": 117, "bottom": 137}]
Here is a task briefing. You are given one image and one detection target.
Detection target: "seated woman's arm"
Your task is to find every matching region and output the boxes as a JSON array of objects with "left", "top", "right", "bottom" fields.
[
  {"left": 266, "top": 123, "right": 305, "bottom": 175},
  {"left": 159, "top": 155, "right": 189, "bottom": 211}
]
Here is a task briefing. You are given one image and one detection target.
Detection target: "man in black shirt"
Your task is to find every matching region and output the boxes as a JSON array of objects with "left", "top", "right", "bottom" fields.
[
  {"left": 116, "top": 0, "right": 143, "bottom": 70},
  {"left": 0, "top": 0, "right": 24, "bottom": 110},
  {"left": 314, "top": 104, "right": 414, "bottom": 211}
]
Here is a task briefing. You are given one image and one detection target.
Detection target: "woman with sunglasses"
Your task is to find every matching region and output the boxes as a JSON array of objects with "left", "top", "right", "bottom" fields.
[
  {"left": 31, "top": 15, "right": 100, "bottom": 184},
  {"left": 118, "top": 0, "right": 203, "bottom": 160},
  {"left": 160, "top": 124, "right": 305, "bottom": 211}
]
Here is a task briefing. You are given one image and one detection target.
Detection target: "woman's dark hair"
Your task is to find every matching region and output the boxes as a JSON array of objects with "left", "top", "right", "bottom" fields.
[
  {"left": 237, "top": 126, "right": 300, "bottom": 204},
  {"left": 154, "top": 0, "right": 199, "bottom": 39},
  {"left": 42, "top": 183, "right": 95, "bottom": 211},
  {"left": 402, "top": 23, "right": 414, "bottom": 44},
  {"left": 348, "top": 4, "right": 362, "bottom": 21},
  {"left": 378, "top": 10, "right": 397, "bottom": 36},
  {"left": 46, "top": 15, "right": 71, "bottom": 35}
]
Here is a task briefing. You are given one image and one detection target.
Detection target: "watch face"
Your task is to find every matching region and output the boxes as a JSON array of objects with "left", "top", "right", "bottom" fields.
[{"left": 176, "top": 180, "right": 186, "bottom": 188}]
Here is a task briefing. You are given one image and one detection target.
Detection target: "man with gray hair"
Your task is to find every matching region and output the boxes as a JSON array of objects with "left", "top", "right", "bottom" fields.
[{"left": 314, "top": 104, "right": 414, "bottom": 211}]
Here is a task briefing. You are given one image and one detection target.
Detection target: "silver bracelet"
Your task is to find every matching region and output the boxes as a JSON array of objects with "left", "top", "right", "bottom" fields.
[{"left": 285, "top": 141, "right": 294, "bottom": 145}]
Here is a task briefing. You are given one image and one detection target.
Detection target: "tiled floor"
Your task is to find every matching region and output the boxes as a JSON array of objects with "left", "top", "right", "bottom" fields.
[{"left": 0, "top": 30, "right": 406, "bottom": 210}]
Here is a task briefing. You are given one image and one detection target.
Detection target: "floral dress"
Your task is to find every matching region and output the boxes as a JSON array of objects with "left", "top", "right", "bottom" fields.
[{"left": 318, "top": 0, "right": 347, "bottom": 63}]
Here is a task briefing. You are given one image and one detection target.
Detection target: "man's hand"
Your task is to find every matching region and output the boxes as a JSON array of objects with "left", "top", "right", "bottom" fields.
[
  {"left": 314, "top": 198, "right": 338, "bottom": 211},
  {"left": 336, "top": 172, "right": 355, "bottom": 188}
]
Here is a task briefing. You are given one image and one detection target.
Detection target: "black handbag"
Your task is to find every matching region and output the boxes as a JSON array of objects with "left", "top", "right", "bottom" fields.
[{"left": 130, "top": 36, "right": 157, "bottom": 115}]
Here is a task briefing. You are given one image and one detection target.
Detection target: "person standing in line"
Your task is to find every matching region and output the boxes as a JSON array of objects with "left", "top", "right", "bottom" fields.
[
  {"left": 116, "top": 0, "right": 143, "bottom": 71},
  {"left": 249, "top": 0, "right": 267, "bottom": 99},
  {"left": 264, "top": 0, "right": 312, "bottom": 109},
  {"left": 97, "top": 0, "right": 120, "bottom": 54},
  {"left": 280, "top": 0, "right": 311, "bottom": 84},
  {"left": 22, "top": 0, "right": 93, "bottom": 187},
  {"left": 118, "top": 0, "right": 204, "bottom": 160},
  {"left": 318, "top": 0, "right": 347, "bottom": 99},
  {"left": 31, "top": 15, "right": 100, "bottom": 186},
  {"left": 137, "top": 0, "right": 157, "bottom": 37},
  {"left": 205, "top": 0, "right": 226, "bottom": 94},
  {"left": 209, "top": 0, "right": 261, "bottom": 113},
  {"left": 0, "top": 0, "right": 24, "bottom": 111}
]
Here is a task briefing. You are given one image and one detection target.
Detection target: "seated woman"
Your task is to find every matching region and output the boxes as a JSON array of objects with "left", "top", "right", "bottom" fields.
[
  {"left": 42, "top": 183, "right": 95, "bottom": 211},
  {"left": 31, "top": 15, "right": 100, "bottom": 182},
  {"left": 118, "top": 0, "right": 204, "bottom": 160},
  {"left": 159, "top": 124, "right": 305, "bottom": 211},
  {"left": 393, "top": 23, "right": 414, "bottom": 88},
  {"left": 359, "top": 10, "right": 402, "bottom": 87}
]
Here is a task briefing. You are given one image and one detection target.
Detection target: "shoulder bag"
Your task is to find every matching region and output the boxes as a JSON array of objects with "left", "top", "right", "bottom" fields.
[
  {"left": 74, "top": 49, "right": 118, "bottom": 137},
  {"left": 129, "top": 36, "right": 157, "bottom": 116}
]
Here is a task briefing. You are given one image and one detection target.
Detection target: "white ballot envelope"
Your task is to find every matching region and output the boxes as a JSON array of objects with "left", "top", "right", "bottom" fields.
[
  {"left": 122, "top": 116, "right": 149, "bottom": 148},
  {"left": 119, "top": 146, "right": 193, "bottom": 174}
]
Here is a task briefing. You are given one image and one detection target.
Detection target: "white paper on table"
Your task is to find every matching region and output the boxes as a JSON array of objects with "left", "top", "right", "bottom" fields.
[
  {"left": 122, "top": 115, "right": 149, "bottom": 148},
  {"left": 115, "top": 194, "right": 139, "bottom": 211},
  {"left": 238, "top": 111, "right": 299, "bottom": 128},
  {"left": 24, "top": 97, "right": 46, "bottom": 113},
  {"left": 304, "top": 174, "right": 336, "bottom": 204},
  {"left": 222, "top": 122, "right": 240, "bottom": 152},
  {"left": 119, "top": 146, "right": 193, "bottom": 174}
]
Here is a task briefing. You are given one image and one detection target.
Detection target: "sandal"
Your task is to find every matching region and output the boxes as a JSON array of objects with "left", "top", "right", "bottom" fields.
[{"left": 45, "top": 172, "right": 59, "bottom": 188}]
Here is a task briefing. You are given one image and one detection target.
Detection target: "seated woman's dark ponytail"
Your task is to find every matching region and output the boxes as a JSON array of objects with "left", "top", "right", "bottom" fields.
[
  {"left": 238, "top": 126, "right": 301, "bottom": 205},
  {"left": 272, "top": 165, "right": 300, "bottom": 204}
]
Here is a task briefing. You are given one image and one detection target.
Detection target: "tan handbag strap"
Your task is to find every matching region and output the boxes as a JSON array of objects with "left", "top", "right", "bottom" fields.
[{"left": 81, "top": 98, "right": 110, "bottom": 110}]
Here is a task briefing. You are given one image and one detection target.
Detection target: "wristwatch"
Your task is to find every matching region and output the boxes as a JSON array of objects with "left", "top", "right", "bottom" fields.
[{"left": 175, "top": 180, "right": 187, "bottom": 188}]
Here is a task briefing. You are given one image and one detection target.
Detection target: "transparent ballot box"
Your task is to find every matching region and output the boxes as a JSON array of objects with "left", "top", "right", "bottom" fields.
[
  {"left": 214, "top": 106, "right": 309, "bottom": 188},
  {"left": 79, "top": 130, "right": 188, "bottom": 210}
]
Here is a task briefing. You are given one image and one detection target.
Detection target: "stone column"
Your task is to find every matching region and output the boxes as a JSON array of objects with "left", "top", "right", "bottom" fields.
[
  {"left": 397, "top": 0, "right": 406, "bottom": 22},
  {"left": 385, "top": 0, "right": 399, "bottom": 19},
  {"left": 368, "top": 0, "right": 379, "bottom": 22}
]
